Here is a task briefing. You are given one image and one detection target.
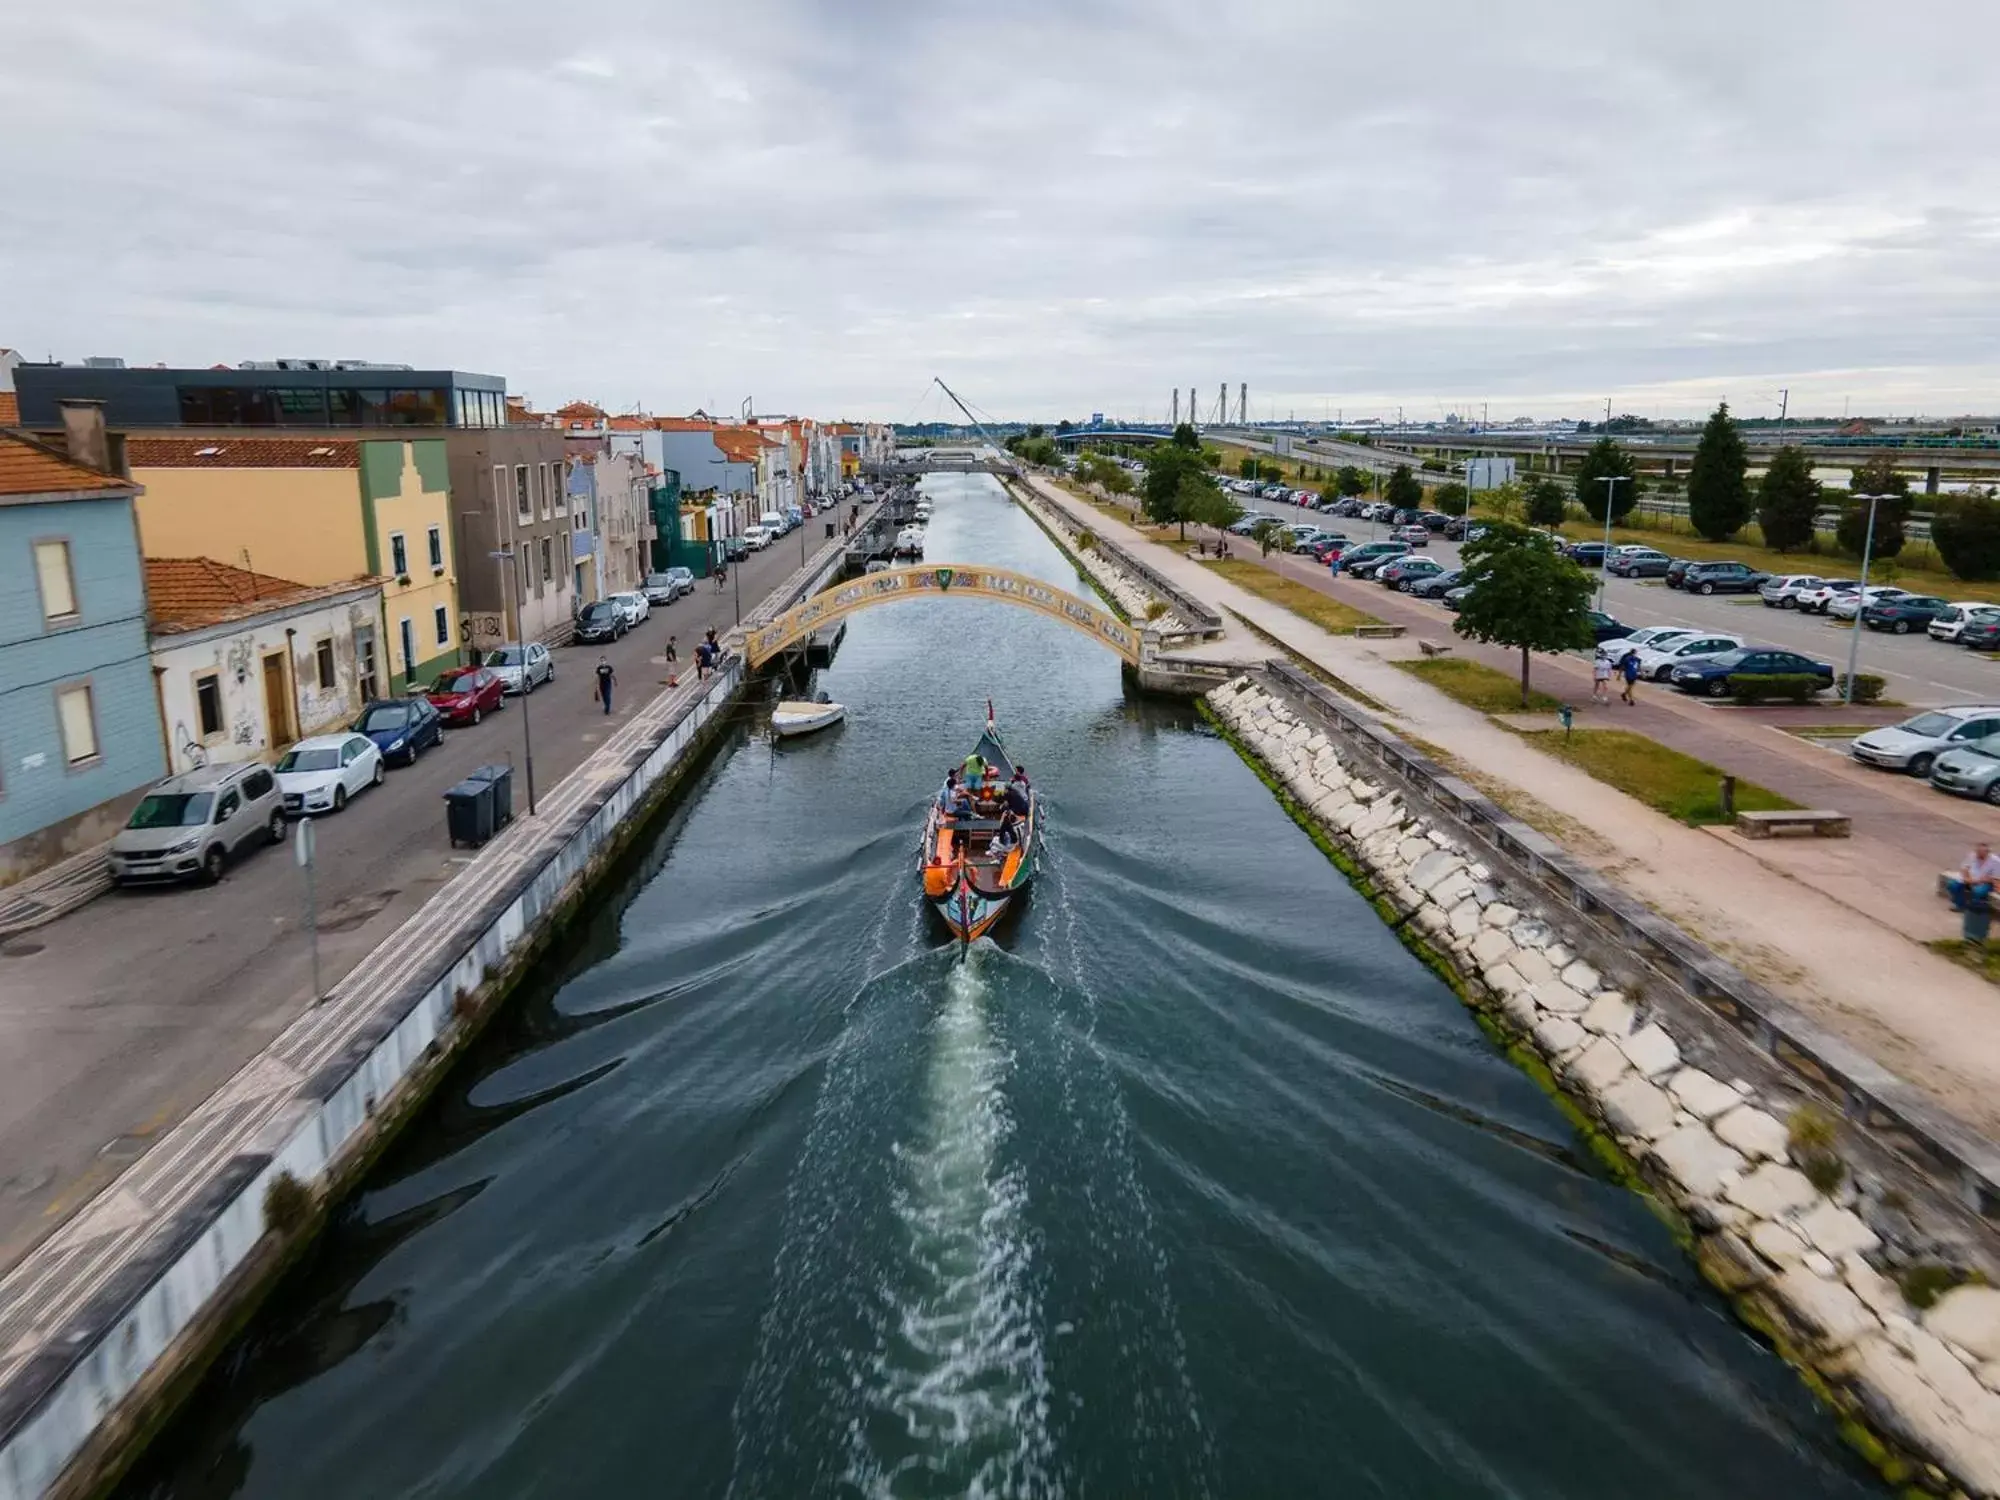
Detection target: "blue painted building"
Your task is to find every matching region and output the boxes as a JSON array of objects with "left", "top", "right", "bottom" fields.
[{"left": 0, "top": 431, "right": 166, "bottom": 885}]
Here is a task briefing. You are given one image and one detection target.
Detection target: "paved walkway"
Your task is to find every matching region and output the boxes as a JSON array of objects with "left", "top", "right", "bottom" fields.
[{"left": 1029, "top": 475, "right": 2000, "bottom": 1138}]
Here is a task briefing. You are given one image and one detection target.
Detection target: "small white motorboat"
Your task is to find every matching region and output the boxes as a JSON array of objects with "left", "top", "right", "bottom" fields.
[
  {"left": 772, "top": 697, "right": 846, "bottom": 738},
  {"left": 893, "top": 525, "right": 926, "bottom": 558}
]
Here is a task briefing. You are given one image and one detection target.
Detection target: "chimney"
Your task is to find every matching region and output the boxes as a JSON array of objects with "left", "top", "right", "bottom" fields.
[{"left": 58, "top": 399, "right": 111, "bottom": 474}]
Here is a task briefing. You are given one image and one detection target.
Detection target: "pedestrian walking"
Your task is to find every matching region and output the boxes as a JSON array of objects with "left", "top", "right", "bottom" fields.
[
  {"left": 1592, "top": 649, "right": 1612, "bottom": 704},
  {"left": 595, "top": 656, "right": 616, "bottom": 715},
  {"left": 694, "top": 639, "right": 714, "bottom": 681},
  {"left": 714, "top": 562, "right": 727, "bottom": 592},
  {"left": 665, "top": 635, "right": 678, "bottom": 664},
  {"left": 1618, "top": 649, "right": 1641, "bottom": 705}
]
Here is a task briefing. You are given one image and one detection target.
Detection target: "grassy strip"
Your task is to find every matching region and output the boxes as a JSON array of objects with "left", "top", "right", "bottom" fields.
[
  {"left": 1523, "top": 727, "right": 1800, "bottom": 826},
  {"left": 1925, "top": 936, "right": 2000, "bottom": 988},
  {"left": 1394, "top": 656, "right": 1563, "bottom": 713},
  {"left": 1202, "top": 558, "right": 1382, "bottom": 635},
  {"left": 1218, "top": 608, "right": 1393, "bottom": 714}
]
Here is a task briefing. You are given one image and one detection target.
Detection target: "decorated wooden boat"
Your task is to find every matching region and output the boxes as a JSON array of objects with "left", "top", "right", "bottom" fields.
[{"left": 919, "top": 706, "right": 1037, "bottom": 945}]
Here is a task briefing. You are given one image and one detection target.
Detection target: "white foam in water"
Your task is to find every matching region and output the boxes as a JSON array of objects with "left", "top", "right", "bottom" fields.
[{"left": 845, "top": 951, "right": 1060, "bottom": 1499}]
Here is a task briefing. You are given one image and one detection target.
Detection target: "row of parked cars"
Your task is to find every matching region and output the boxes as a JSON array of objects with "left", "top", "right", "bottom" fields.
[{"left": 576, "top": 566, "right": 698, "bottom": 643}]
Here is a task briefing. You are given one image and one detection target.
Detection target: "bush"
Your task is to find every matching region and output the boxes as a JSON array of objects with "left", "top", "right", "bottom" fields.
[
  {"left": 1786, "top": 1104, "right": 1845, "bottom": 1196},
  {"left": 1932, "top": 494, "right": 2000, "bottom": 581},
  {"left": 263, "top": 1170, "right": 314, "bottom": 1235},
  {"left": 1728, "top": 673, "right": 1829, "bottom": 704},
  {"left": 1836, "top": 672, "right": 1885, "bottom": 703},
  {"left": 1432, "top": 481, "right": 1470, "bottom": 516},
  {"left": 1525, "top": 477, "right": 1568, "bottom": 527},
  {"left": 1420, "top": 457, "right": 1447, "bottom": 473}
]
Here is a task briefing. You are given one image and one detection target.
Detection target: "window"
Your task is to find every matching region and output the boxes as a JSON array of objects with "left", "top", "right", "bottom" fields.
[
  {"left": 553, "top": 462, "right": 566, "bottom": 515},
  {"left": 532, "top": 462, "right": 546, "bottom": 519},
  {"left": 242, "top": 768, "right": 274, "bottom": 800},
  {"left": 273, "top": 388, "right": 328, "bottom": 423},
  {"left": 195, "top": 673, "right": 224, "bottom": 738},
  {"left": 515, "top": 465, "right": 531, "bottom": 522},
  {"left": 356, "top": 626, "right": 378, "bottom": 699},
  {"left": 434, "top": 605, "right": 450, "bottom": 646},
  {"left": 57, "top": 683, "right": 98, "bottom": 765},
  {"left": 398, "top": 617, "right": 415, "bottom": 680},
  {"left": 34, "top": 540, "right": 77, "bottom": 623},
  {"left": 540, "top": 536, "right": 553, "bottom": 584},
  {"left": 314, "top": 638, "right": 336, "bottom": 690},
  {"left": 390, "top": 532, "right": 408, "bottom": 576},
  {"left": 427, "top": 525, "right": 443, "bottom": 570}
]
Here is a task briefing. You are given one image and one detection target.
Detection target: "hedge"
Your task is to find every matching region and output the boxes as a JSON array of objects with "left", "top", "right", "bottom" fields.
[
  {"left": 1728, "top": 673, "right": 1831, "bottom": 704},
  {"left": 1836, "top": 672, "right": 1886, "bottom": 703}
]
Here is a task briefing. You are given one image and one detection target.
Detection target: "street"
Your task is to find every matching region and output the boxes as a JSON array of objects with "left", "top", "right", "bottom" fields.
[{"left": 0, "top": 529, "right": 822, "bottom": 1269}]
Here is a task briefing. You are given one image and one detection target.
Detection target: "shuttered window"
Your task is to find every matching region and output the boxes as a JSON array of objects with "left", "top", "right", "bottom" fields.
[
  {"left": 35, "top": 540, "right": 77, "bottom": 622},
  {"left": 57, "top": 684, "right": 98, "bottom": 764}
]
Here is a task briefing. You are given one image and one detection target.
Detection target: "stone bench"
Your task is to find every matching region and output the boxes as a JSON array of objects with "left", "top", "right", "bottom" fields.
[
  {"left": 1354, "top": 623, "right": 1407, "bottom": 640},
  {"left": 1937, "top": 871, "right": 1998, "bottom": 909},
  {"left": 1735, "top": 809, "right": 1851, "bottom": 839},
  {"left": 1417, "top": 639, "right": 1452, "bottom": 659}
]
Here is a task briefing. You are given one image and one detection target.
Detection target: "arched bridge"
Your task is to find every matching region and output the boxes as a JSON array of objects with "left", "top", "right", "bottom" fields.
[{"left": 744, "top": 564, "right": 1141, "bottom": 667}]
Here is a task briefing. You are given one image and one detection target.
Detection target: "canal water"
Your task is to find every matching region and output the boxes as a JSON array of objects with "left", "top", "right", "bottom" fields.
[{"left": 122, "top": 475, "right": 1879, "bottom": 1499}]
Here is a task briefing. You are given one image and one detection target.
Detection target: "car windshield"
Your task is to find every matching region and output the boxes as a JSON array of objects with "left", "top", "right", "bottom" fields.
[
  {"left": 127, "top": 792, "right": 214, "bottom": 829},
  {"left": 644, "top": 574, "right": 670, "bottom": 587},
  {"left": 1965, "top": 735, "right": 2000, "bottom": 760},
  {"left": 484, "top": 647, "right": 523, "bottom": 667},
  {"left": 1899, "top": 713, "right": 1961, "bottom": 737},
  {"left": 359, "top": 706, "right": 409, "bottom": 731},
  {"left": 431, "top": 671, "right": 474, "bottom": 693},
  {"left": 581, "top": 603, "right": 614, "bottom": 620},
  {"left": 277, "top": 748, "right": 341, "bottom": 773}
]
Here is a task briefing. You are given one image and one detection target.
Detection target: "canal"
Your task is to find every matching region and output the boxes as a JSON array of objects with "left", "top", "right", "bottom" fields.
[{"left": 122, "top": 473, "right": 1878, "bottom": 1499}]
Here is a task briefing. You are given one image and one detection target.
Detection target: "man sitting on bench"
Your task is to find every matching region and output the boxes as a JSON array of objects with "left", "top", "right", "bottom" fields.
[{"left": 1947, "top": 841, "right": 2000, "bottom": 911}]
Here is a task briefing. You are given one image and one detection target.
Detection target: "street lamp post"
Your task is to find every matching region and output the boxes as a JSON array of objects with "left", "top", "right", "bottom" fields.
[
  {"left": 1596, "top": 475, "right": 1628, "bottom": 608},
  {"left": 1843, "top": 492, "right": 1886, "bottom": 706},
  {"left": 489, "top": 545, "right": 538, "bottom": 814}
]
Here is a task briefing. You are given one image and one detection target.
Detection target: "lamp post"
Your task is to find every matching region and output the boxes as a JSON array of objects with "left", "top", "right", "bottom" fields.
[
  {"left": 708, "top": 458, "right": 744, "bottom": 624},
  {"left": 489, "top": 544, "right": 538, "bottom": 814},
  {"left": 1843, "top": 491, "right": 1886, "bottom": 706},
  {"left": 1596, "top": 475, "right": 1628, "bottom": 608}
]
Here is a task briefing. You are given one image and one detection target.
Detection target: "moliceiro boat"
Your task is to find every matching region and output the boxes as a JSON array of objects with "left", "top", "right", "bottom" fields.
[{"left": 919, "top": 706, "right": 1037, "bottom": 944}]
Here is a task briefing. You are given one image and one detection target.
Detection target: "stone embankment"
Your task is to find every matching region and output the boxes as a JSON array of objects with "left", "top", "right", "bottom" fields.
[
  {"left": 1208, "top": 670, "right": 2000, "bottom": 1498},
  {"left": 1004, "top": 478, "right": 1198, "bottom": 634}
]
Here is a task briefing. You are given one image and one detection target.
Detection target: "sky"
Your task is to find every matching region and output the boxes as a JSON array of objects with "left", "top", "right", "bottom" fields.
[{"left": 5, "top": 0, "right": 1999, "bottom": 424}]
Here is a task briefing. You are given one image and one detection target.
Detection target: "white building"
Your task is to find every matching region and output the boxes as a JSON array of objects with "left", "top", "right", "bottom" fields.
[{"left": 590, "top": 448, "right": 652, "bottom": 597}]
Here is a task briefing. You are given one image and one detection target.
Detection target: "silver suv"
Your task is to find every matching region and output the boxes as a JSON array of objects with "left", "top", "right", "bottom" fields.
[{"left": 107, "top": 762, "right": 287, "bottom": 885}]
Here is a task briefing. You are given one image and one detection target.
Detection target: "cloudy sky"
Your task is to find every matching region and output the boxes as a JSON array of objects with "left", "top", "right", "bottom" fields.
[{"left": 6, "top": 1, "right": 1998, "bottom": 423}]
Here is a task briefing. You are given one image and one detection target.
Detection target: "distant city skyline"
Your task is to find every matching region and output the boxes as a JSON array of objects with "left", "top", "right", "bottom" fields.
[{"left": 5, "top": 1, "right": 1997, "bottom": 423}]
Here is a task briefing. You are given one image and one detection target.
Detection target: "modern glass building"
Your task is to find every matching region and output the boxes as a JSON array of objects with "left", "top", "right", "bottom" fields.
[{"left": 12, "top": 363, "right": 509, "bottom": 430}]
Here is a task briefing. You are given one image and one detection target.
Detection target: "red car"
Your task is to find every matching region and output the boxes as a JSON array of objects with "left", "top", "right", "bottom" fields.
[{"left": 425, "top": 666, "right": 506, "bottom": 726}]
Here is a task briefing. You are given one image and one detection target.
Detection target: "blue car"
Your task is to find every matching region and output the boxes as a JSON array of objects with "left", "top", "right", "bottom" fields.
[
  {"left": 352, "top": 697, "right": 445, "bottom": 764},
  {"left": 1668, "top": 647, "right": 1834, "bottom": 699}
]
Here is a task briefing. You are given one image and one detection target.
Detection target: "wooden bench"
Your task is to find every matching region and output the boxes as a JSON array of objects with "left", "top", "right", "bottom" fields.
[
  {"left": 1736, "top": 809, "right": 1851, "bottom": 839},
  {"left": 1354, "top": 623, "right": 1407, "bottom": 640},
  {"left": 1417, "top": 640, "right": 1452, "bottom": 659}
]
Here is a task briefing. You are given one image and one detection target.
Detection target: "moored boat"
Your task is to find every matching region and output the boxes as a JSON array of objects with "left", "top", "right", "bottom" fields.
[
  {"left": 893, "top": 525, "right": 926, "bottom": 558},
  {"left": 772, "top": 695, "right": 845, "bottom": 738},
  {"left": 919, "top": 706, "right": 1037, "bottom": 945}
]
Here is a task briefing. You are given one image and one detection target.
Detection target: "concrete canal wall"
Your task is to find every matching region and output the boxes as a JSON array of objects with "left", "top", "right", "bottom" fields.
[
  {"left": 1208, "top": 665, "right": 2000, "bottom": 1497},
  {"left": 0, "top": 519, "right": 870, "bottom": 1500}
]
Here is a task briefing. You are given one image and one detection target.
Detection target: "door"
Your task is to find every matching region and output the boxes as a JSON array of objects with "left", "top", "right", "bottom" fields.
[
  {"left": 212, "top": 787, "right": 243, "bottom": 854},
  {"left": 262, "top": 652, "right": 294, "bottom": 749},
  {"left": 355, "top": 625, "right": 379, "bottom": 701}
]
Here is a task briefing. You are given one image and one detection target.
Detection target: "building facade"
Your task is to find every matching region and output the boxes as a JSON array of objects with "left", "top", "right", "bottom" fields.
[
  {"left": 0, "top": 432, "right": 166, "bottom": 886},
  {"left": 444, "top": 427, "right": 577, "bottom": 655},
  {"left": 591, "top": 448, "right": 652, "bottom": 597},
  {"left": 146, "top": 560, "right": 384, "bottom": 773},
  {"left": 14, "top": 362, "right": 507, "bottom": 431},
  {"left": 126, "top": 436, "right": 462, "bottom": 694}
]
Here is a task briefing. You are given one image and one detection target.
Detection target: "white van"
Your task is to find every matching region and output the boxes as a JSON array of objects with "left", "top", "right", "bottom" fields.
[
  {"left": 759, "top": 510, "right": 787, "bottom": 535},
  {"left": 743, "top": 525, "right": 773, "bottom": 550}
]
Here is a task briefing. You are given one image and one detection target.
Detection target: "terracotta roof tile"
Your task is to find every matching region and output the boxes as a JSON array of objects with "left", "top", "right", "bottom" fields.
[
  {"left": 0, "top": 392, "right": 18, "bottom": 425},
  {"left": 0, "top": 430, "right": 135, "bottom": 499},
  {"left": 145, "top": 556, "right": 372, "bottom": 633},
  {"left": 128, "top": 437, "right": 359, "bottom": 469},
  {"left": 555, "top": 400, "right": 607, "bottom": 419}
]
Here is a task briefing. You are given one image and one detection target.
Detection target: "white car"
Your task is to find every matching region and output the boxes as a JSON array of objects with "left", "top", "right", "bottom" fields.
[
  {"left": 1630, "top": 632, "right": 1746, "bottom": 682},
  {"left": 1828, "top": 586, "right": 1908, "bottom": 621},
  {"left": 483, "top": 642, "right": 553, "bottom": 694},
  {"left": 743, "top": 525, "right": 773, "bottom": 550},
  {"left": 1595, "top": 624, "right": 1701, "bottom": 659},
  {"left": 1851, "top": 706, "right": 2000, "bottom": 776},
  {"left": 609, "top": 591, "right": 650, "bottom": 626},
  {"left": 1759, "top": 574, "right": 1830, "bottom": 608},
  {"left": 1792, "top": 579, "right": 1860, "bottom": 615},
  {"left": 1929, "top": 603, "right": 2000, "bottom": 642},
  {"left": 274, "top": 732, "right": 382, "bottom": 816}
]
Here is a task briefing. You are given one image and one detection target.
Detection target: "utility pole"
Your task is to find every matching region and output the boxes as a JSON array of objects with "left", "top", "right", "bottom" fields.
[
  {"left": 489, "top": 544, "right": 538, "bottom": 814},
  {"left": 1595, "top": 476, "right": 1628, "bottom": 609},
  {"left": 1604, "top": 396, "right": 1612, "bottom": 428},
  {"left": 1239, "top": 383, "right": 1247, "bottom": 426},
  {"left": 1220, "top": 381, "right": 1227, "bottom": 427},
  {"left": 1171, "top": 389, "right": 1179, "bottom": 427},
  {"left": 1778, "top": 387, "right": 1790, "bottom": 434},
  {"left": 1844, "top": 493, "right": 1885, "bottom": 705}
]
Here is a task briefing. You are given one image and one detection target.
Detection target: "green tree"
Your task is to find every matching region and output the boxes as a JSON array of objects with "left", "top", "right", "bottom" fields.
[
  {"left": 1452, "top": 523, "right": 1597, "bottom": 706},
  {"left": 1335, "top": 465, "right": 1368, "bottom": 498},
  {"left": 1055, "top": 419, "right": 1074, "bottom": 434},
  {"left": 1142, "top": 444, "right": 1207, "bottom": 526},
  {"left": 1685, "top": 401, "right": 1751, "bottom": 540},
  {"left": 1184, "top": 482, "right": 1243, "bottom": 539},
  {"left": 1201, "top": 447, "right": 1223, "bottom": 469},
  {"left": 1932, "top": 495, "right": 2000, "bottom": 581},
  {"left": 1027, "top": 424, "right": 1045, "bottom": 440},
  {"left": 1250, "top": 516, "right": 1288, "bottom": 557},
  {"left": 1167, "top": 472, "right": 1225, "bottom": 540},
  {"left": 1483, "top": 481, "right": 1524, "bottom": 524},
  {"left": 1525, "top": 477, "right": 1568, "bottom": 527},
  {"left": 1239, "top": 455, "right": 1259, "bottom": 479},
  {"left": 1171, "top": 422, "right": 1199, "bottom": 451},
  {"left": 1433, "top": 481, "right": 1470, "bottom": 517},
  {"left": 1099, "top": 463, "right": 1133, "bottom": 496},
  {"left": 1837, "top": 454, "right": 1912, "bottom": 559},
  {"left": 1755, "top": 445, "right": 1822, "bottom": 552},
  {"left": 1383, "top": 465, "right": 1423, "bottom": 511},
  {"left": 1258, "top": 461, "right": 1284, "bottom": 483},
  {"left": 1572, "top": 437, "right": 1639, "bottom": 523}
]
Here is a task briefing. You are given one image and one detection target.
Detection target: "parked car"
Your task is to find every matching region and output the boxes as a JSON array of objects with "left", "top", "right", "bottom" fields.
[
  {"left": 1631, "top": 632, "right": 1747, "bottom": 681},
  {"left": 1960, "top": 619, "right": 2000, "bottom": 652},
  {"left": 1407, "top": 568, "right": 1464, "bottom": 599},
  {"left": 609, "top": 590, "right": 651, "bottom": 626},
  {"left": 425, "top": 665, "right": 507, "bottom": 726},
  {"left": 1681, "top": 561, "right": 1769, "bottom": 596},
  {"left": 1338, "top": 542, "right": 1410, "bottom": 578},
  {"left": 1379, "top": 556, "right": 1446, "bottom": 591},
  {"left": 1929, "top": 603, "right": 2000, "bottom": 643},
  {"left": 721, "top": 536, "right": 749, "bottom": 562},
  {"left": 1851, "top": 706, "right": 2000, "bottom": 776},
  {"left": 1669, "top": 647, "right": 1835, "bottom": 698},
  {"left": 1418, "top": 511, "right": 1452, "bottom": 532},
  {"left": 1663, "top": 558, "right": 1696, "bottom": 590},
  {"left": 1861, "top": 594, "right": 1953, "bottom": 634},
  {"left": 1828, "top": 585, "right": 1909, "bottom": 622},
  {"left": 1586, "top": 611, "right": 1632, "bottom": 643},
  {"left": 641, "top": 570, "right": 692, "bottom": 605},
  {"left": 1361, "top": 502, "right": 1393, "bottom": 522},
  {"left": 352, "top": 697, "right": 444, "bottom": 764},
  {"left": 1597, "top": 624, "right": 1700, "bottom": 659},
  {"left": 1442, "top": 584, "right": 1473, "bottom": 611},
  {"left": 1792, "top": 579, "right": 1861, "bottom": 615},
  {"left": 574, "top": 600, "right": 626, "bottom": 643},
  {"left": 1565, "top": 541, "right": 1610, "bottom": 568},
  {"left": 1929, "top": 736, "right": 2000, "bottom": 804},
  {"left": 1389, "top": 525, "right": 1430, "bottom": 547},
  {"left": 1758, "top": 574, "right": 1828, "bottom": 609},
  {"left": 484, "top": 642, "right": 554, "bottom": 694},
  {"left": 107, "top": 763, "right": 288, "bottom": 886},
  {"left": 274, "top": 732, "right": 384, "bottom": 816},
  {"left": 1389, "top": 508, "right": 1421, "bottom": 527},
  {"left": 742, "top": 525, "right": 773, "bottom": 551},
  {"left": 1606, "top": 547, "right": 1673, "bottom": 578}
]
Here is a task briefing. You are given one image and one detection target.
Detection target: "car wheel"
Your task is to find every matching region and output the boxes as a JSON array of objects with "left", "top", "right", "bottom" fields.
[
  {"left": 523, "top": 673, "right": 534, "bottom": 695},
  {"left": 1781, "top": 597, "right": 1797, "bottom": 609},
  {"left": 471, "top": 706, "right": 482, "bottom": 725},
  {"left": 333, "top": 785, "right": 348, "bottom": 812},
  {"left": 1653, "top": 666, "right": 1673, "bottom": 682},
  {"left": 1893, "top": 620, "right": 1911, "bottom": 634},
  {"left": 1706, "top": 678, "right": 1731, "bottom": 698},
  {"left": 371, "top": 761, "right": 384, "bottom": 786},
  {"left": 266, "top": 810, "right": 287, "bottom": 846},
  {"left": 201, "top": 845, "right": 226, "bottom": 884},
  {"left": 1985, "top": 781, "right": 2000, "bottom": 806},
  {"left": 1908, "top": 753, "right": 1936, "bottom": 778},
  {"left": 1699, "top": 582, "right": 1716, "bottom": 595}
]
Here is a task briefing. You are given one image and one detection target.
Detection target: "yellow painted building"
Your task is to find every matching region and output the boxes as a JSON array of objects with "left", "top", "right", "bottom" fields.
[{"left": 127, "top": 436, "right": 463, "bottom": 692}]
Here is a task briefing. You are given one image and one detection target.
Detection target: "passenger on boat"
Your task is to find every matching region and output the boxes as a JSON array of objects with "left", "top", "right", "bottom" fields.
[
  {"left": 936, "top": 767, "right": 960, "bottom": 809},
  {"left": 961, "top": 753, "right": 988, "bottom": 793},
  {"left": 946, "top": 786, "right": 974, "bottom": 819},
  {"left": 991, "top": 810, "right": 1022, "bottom": 853},
  {"left": 1003, "top": 779, "right": 1030, "bottom": 816},
  {"left": 1012, "top": 764, "right": 1030, "bottom": 788}
]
